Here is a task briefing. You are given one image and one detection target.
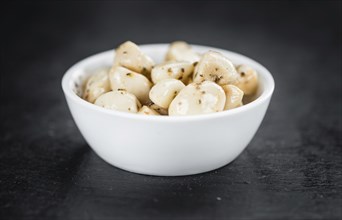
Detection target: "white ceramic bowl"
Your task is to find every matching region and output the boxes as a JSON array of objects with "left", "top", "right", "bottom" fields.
[{"left": 62, "top": 44, "right": 274, "bottom": 176}]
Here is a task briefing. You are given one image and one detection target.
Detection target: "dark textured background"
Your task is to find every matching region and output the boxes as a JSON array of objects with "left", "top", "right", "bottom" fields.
[{"left": 1, "top": 1, "right": 341, "bottom": 220}]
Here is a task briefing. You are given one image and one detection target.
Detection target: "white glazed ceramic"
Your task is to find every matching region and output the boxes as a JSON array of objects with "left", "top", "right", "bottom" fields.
[{"left": 62, "top": 44, "right": 275, "bottom": 176}]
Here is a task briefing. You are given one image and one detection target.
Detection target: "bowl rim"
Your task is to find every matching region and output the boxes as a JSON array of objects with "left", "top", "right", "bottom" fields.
[{"left": 62, "top": 43, "right": 275, "bottom": 122}]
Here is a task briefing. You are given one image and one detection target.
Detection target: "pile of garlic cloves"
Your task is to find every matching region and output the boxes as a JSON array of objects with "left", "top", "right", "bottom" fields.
[{"left": 83, "top": 41, "right": 258, "bottom": 116}]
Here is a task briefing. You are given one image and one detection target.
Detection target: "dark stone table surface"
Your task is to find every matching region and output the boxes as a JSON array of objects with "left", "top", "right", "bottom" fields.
[{"left": 1, "top": 1, "right": 341, "bottom": 219}]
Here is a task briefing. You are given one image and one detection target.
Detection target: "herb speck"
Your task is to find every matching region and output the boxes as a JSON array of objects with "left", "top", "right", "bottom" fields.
[{"left": 142, "top": 67, "right": 148, "bottom": 74}]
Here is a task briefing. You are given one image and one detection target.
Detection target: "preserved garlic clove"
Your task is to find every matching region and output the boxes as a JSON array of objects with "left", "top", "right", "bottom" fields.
[
  {"left": 147, "top": 102, "right": 169, "bottom": 115},
  {"left": 149, "top": 79, "right": 185, "bottom": 109},
  {"left": 193, "top": 51, "right": 238, "bottom": 86},
  {"left": 114, "top": 41, "right": 154, "bottom": 78},
  {"left": 94, "top": 91, "right": 141, "bottom": 113},
  {"left": 234, "top": 64, "right": 258, "bottom": 95},
  {"left": 151, "top": 61, "right": 194, "bottom": 84},
  {"left": 83, "top": 69, "right": 111, "bottom": 103},
  {"left": 169, "top": 81, "right": 226, "bottom": 116},
  {"left": 165, "top": 41, "right": 200, "bottom": 63},
  {"left": 109, "top": 66, "right": 152, "bottom": 104},
  {"left": 222, "top": 85, "right": 244, "bottom": 110},
  {"left": 138, "top": 106, "right": 160, "bottom": 115}
]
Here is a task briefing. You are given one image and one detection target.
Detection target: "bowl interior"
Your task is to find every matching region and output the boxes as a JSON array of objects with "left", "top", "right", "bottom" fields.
[{"left": 63, "top": 44, "right": 274, "bottom": 119}]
